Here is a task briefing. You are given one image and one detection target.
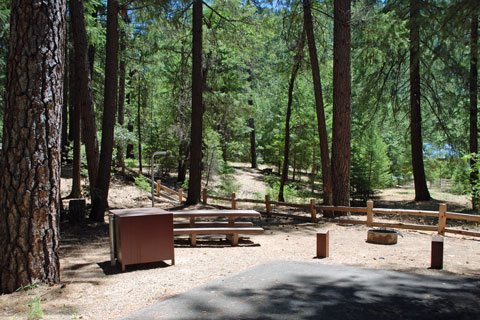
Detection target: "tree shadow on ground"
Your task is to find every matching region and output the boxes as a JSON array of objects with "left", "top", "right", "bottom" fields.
[
  {"left": 60, "top": 221, "right": 109, "bottom": 256},
  {"left": 122, "top": 262, "right": 480, "bottom": 320},
  {"left": 174, "top": 238, "right": 259, "bottom": 248},
  {"left": 372, "top": 197, "right": 472, "bottom": 213},
  {"left": 97, "top": 260, "right": 171, "bottom": 275}
]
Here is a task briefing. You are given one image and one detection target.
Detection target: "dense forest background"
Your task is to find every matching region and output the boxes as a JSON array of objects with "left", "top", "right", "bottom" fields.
[
  {"left": 0, "top": 0, "right": 478, "bottom": 205},
  {"left": 0, "top": 0, "right": 479, "bottom": 294}
]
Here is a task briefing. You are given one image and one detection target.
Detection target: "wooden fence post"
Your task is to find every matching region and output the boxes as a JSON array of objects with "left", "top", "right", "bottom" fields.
[
  {"left": 202, "top": 188, "right": 207, "bottom": 205},
  {"left": 178, "top": 188, "right": 183, "bottom": 202},
  {"left": 232, "top": 193, "right": 236, "bottom": 209},
  {"left": 156, "top": 180, "right": 161, "bottom": 196},
  {"left": 438, "top": 204, "right": 447, "bottom": 235},
  {"left": 367, "top": 200, "right": 374, "bottom": 227},
  {"left": 265, "top": 194, "right": 271, "bottom": 216},
  {"left": 310, "top": 199, "right": 316, "bottom": 222}
]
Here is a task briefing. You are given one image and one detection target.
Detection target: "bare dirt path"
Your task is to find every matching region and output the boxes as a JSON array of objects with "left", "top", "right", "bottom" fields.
[{"left": 1, "top": 166, "right": 479, "bottom": 320}]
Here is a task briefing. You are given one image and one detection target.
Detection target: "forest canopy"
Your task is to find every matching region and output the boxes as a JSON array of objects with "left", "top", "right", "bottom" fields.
[{"left": 0, "top": 0, "right": 478, "bottom": 204}]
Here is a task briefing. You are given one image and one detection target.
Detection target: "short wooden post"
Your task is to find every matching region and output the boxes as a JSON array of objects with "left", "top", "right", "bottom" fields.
[
  {"left": 156, "top": 180, "right": 161, "bottom": 196},
  {"left": 202, "top": 188, "right": 207, "bottom": 205},
  {"left": 438, "top": 204, "right": 447, "bottom": 235},
  {"left": 265, "top": 194, "right": 272, "bottom": 216},
  {"left": 431, "top": 236, "right": 444, "bottom": 269},
  {"left": 69, "top": 198, "right": 86, "bottom": 222},
  {"left": 232, "top": 193, "right": 236, "bottom": 209},
  {"left": 316, "top": 230, "right": 329, "bottom": 258},
  {"left": 310, "top": 199, "right": 316, "bottom": 222},
  {"left": 366, "top": 200, "right": 374, "bottom": 227},
  {"left": 178, "top": 188, "right": 183, "bottom": 202}
]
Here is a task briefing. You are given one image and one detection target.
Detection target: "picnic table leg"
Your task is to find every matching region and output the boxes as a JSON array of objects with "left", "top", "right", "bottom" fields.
[
  {"left": 229, "top": 233, "right": 239, "bottom": 246},
  {"left": 226, "top": 217, "right": 236, "bottom": 244},
  {"left": 190, "top": 234, "right": 197, "bottom": 246},
  {"left": 189, "top": 216, "right": 197, "bottom": 246}
]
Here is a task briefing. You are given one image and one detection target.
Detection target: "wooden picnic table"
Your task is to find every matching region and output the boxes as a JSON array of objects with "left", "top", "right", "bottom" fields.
[{"left": 170, "top": 209, "right": 264, "bottom": 246}]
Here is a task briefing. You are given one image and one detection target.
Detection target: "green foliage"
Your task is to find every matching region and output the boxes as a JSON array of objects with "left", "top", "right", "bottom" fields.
[
  {"left": 350, "top": 127, "right": 393, "bottom": 201},
  {"left": 134, "top": 174, "right": 151, "bottom": 193},
  {"left": 264, "top": 173, "right": 299, "bottom": 203},
  {"left": 214, "top": 160, "right": 240, "bottom": 195},
  {"left": 460, "top": 153, "right": 480, "bottom": 208},
  {"left": 124, "top": 158, "right": 138, "bottom": 170},
  {"left": 15, "top": 282, "right": 38, "bottom": 292},
  {"left": 27, "top": 296, "right": 43, "bottom": 320},
  {"left": 54, "top": 0, "right": 480, "bottom": 203},
  {"left": 451, "top": 158, "right": 470, "bottom": 195}
]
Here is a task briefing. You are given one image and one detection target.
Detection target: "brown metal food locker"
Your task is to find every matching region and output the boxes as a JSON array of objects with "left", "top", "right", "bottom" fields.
[{"left": 110, "top": 208, "right": 174, "bottom": 272}]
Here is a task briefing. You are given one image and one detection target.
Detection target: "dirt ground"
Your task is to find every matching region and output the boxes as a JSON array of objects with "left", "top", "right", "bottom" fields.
[{"left": 1, "top": 164, "right": 480, "bottom": 320}]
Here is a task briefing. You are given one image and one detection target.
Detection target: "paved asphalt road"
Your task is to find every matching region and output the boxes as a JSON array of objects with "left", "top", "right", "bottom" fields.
[{"left": 121, "top": 261, "right": 480, "bottom": 320}]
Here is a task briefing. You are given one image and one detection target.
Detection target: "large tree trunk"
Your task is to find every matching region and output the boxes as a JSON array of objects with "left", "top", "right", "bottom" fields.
[
  {"left": 176, "top": 49, "right": 190, "bottom": 183},
  {"left": 303, "top": 0, "right": 333, "bottom": 205},
  {"left": 117, "top": 8, "right": 127, "bottom": 173},
  {"left": 70, "top": 0, "right": 100, "bottom": 191},
  {"left": 278, "top": 29, "right": 305, "bottom": 202},
  {"left": 0, "top": 0, "right": 65, "bottom": 293},
  {"left": 409, "top": 0, "right": 430, "bottom": 201},
  {"left": 137, "top": 82, "right": 143, "bottom": 175},
  {"left": 248, "top": 118, "right": 258, "bottom": 169},
  {"left": 69, "top": 77, "right": 82, "bottom": 198},
  {"left": 331, "top": 0, "right": 352, "bottom": 215},
  {"left": 186, "top": 0, "right": 204, "bottom": 205},
  {"left": 126, "top": 121, "right": 135, "bottom": 159},
  {"left": 61, "top": 43, "right": 69, "bottom": 159},
  {"left": 68, "top": 0, "right": 81, "bottom": 199},
  {"left": 177, "top": 141, "right": 189, "bottom": 183},
  {"left": 90, "top": 0, "right": 119, "bottom": 222},
  {"left": 470, "top": 14, "right": 478, "bottom": 210},
  {"left": 87, "top": 7, "right": 97, "bottom": 79},
  {"left": 68, "top": 42, "right": 75, "bottom": 142}
]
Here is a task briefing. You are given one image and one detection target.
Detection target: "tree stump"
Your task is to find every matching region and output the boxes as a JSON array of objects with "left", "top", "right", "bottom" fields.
[{"left": 69, "top": 199, "right": 86, "bottom": 223}]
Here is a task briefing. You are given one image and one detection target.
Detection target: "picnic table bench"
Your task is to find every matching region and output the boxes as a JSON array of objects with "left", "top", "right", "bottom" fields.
[{"left": 171, "top": 209, "right": 264, "bottom": 246}]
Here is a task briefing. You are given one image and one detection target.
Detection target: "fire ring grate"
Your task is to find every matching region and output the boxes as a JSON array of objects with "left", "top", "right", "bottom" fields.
[{"left": 367, "top": 228, "right": 398, "bottom": 245}]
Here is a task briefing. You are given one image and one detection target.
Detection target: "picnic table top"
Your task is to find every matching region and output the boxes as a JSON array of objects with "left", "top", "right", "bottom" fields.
[{"left": 170, "top": 209, "right": 260, "bottom": 218}]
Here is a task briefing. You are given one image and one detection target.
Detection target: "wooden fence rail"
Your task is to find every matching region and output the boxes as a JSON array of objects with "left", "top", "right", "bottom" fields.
[
  {"left": 199, "top": 188, "right": 480, "bottom": 238},
  {"left": 146, "top": 177, "right": 186, "bottom": 202}
]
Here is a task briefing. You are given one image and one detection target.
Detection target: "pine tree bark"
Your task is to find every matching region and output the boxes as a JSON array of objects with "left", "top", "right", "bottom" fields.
[
  {"left": 331, "top": 0, "right": 351, "bottom": 215},
  {"left": 409, "top": 0, "right": 430, "bottom": 201},
  {"left": 70, "top": 0, "right": 100, "bottom": 191},
  {"left": 186, "top": 0, "right": 204, "bottom": 204},
  {"left": 0, "top": 0, "right": 65, "bottom": 293},
  {"left": 69, "top": 80, "right": 82, "bottom": 198},
  {"left": 137, "top": 82, "right": 143, "bottom": 175},
  {"left": 303, "top": 0, "right": 333, "bottom": 205},
  {"left": 90, "top": 0, "right": 119, "bottom": 222},
  {"left": 248, "top": 118, "right": 257, "bottom": 169},
  {"left": 278, "top": 29, "right": 305, "bottom": 202},
  {"left": 61, "top": 45, "right": 69, "bottom": 158},
  {"left": 470, "top": 14, "right": 478, "bottom": 209},
  {"left": 176, "top": 48, "right": 190, "bottom": 183},
  {"left": 126, "top": 121, "right": 135, "bottom": 159},
  {"left": 117, "top": 8, "right": 127, "bottom": 173},
  {"left": 68, "top": 43, "right": 75, "bottom": 142}
]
